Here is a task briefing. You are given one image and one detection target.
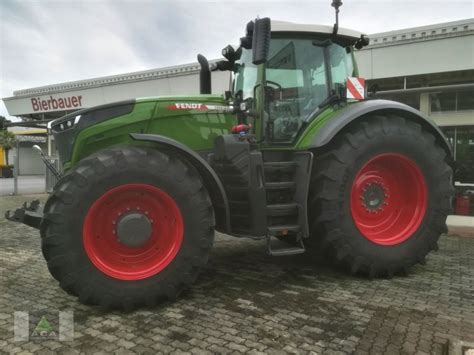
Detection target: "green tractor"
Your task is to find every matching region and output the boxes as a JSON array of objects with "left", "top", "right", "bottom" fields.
[{"left": 7, "top": 3, "right": 454, "bottom": 309}]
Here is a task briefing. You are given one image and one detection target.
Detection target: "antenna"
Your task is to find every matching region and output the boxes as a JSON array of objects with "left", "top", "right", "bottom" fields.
[{"left": 331, "top": 0, "right": 343, "bottom": 35}]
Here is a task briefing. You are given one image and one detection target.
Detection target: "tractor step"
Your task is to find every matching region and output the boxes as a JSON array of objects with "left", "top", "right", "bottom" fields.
[
  {"left": 265, "top": 181, "right": 296, "bottom": 190},
  {"left": 267, "top": 203, "right": 299, "bottom": 217},
  {"left": 269, "top": 247, "right": 306, "bottom": 256},
  {"left": 263, "top": 161, "right": 297, "bottom": 173},
  {"left": 267, "top": 224, "right": 301, "bottom": 236},
  {"left": 266, "top": 234, "right": 306, "bottom": 256}
]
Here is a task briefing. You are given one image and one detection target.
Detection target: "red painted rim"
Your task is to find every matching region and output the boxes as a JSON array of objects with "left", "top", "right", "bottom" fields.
[
  {"left": 350, "top": 153, "right": 428, "bottom": 245},
  {"left": 83, "top": 184, "right": 183, "bottom": 280}
]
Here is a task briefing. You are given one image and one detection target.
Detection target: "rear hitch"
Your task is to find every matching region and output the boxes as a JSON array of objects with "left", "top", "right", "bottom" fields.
[{"left": 5, "top": 200, "right": 43, "bottom": 229}]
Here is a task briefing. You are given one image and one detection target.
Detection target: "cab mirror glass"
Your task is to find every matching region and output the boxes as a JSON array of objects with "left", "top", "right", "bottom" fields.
[{"left": 252, "top": 18, "right": 271, "bottom": 65}]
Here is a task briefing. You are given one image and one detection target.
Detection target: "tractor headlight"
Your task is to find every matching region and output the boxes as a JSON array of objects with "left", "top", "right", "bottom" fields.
[{"left": 51, "top": 115, "right": 81, "bottom": 133}]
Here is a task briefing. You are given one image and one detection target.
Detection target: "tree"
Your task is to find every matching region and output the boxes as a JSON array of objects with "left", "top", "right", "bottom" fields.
[
  {"left": 0, "top": 115, "right": 12, "bottom": 130},
  {"left": 0, "top": 130, "right": 16, "bottom": 165}
]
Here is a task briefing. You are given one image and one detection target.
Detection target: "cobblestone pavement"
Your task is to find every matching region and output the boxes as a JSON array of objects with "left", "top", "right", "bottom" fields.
[{"left": 1, "top": 195, "right": 473, "bottom": 354}]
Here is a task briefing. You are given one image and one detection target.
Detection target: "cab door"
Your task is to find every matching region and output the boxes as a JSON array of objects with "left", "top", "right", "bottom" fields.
[{"left": 263, "top": 37, "right": 330, "bottom": 143}]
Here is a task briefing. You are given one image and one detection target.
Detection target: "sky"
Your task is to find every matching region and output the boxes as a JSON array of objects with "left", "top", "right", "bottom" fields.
[{"left": 0, "top": 0, "right": 473, "bottom": 120}]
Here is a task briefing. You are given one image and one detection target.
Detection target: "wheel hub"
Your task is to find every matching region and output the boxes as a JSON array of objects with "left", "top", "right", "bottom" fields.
[
  {"left": 116, "top": 212, "right": 152, "bottom": 247},
  {"left": 361, "top": 182, "right": 388, "bottom": 213}
]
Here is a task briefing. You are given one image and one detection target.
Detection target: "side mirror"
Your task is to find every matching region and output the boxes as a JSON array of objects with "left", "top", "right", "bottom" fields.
[{"left": 252, "top": 18, "right": 271, "bottom": 65}]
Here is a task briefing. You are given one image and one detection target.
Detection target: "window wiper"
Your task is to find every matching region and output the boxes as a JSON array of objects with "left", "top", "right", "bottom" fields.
[{"left": 303, "top": 91, "right": 341, "bottom": 122}]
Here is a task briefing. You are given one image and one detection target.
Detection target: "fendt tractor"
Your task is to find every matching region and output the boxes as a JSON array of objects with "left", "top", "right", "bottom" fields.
[{"left": 7, "top": 2, "right": 454, "bottom": 309}]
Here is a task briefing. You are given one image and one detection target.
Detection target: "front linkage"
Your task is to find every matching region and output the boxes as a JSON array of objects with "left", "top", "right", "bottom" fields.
[{"left": 5, "top": 200, "right": 43, "bottom": 229}]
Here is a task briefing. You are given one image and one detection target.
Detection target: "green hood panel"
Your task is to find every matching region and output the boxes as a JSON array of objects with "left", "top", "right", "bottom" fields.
[
  {"left": 66, "top": 96, "right": 235, "bottom": 168},
  {"left": 148, "top": 96, "right": 235, "bottom": 151}
]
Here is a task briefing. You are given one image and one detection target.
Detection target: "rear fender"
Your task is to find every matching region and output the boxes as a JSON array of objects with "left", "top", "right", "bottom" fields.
[
  {"left": 130, "top": 133, "right": 230, "bottom": 233},
  {"left": 309, "top": 99, "right": 453, "bottom": 160}
]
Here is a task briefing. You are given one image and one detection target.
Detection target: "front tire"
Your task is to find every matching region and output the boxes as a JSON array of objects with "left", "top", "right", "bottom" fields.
[
  {"left": 40, "top": 147, "right": 214, "bottom": 309},
  {"left": 309, "top": 115, "right": 454, "bottom": 277}
]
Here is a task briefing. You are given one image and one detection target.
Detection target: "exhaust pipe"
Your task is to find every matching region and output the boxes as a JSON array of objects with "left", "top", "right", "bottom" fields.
[{"left": 197, "top": 54, "right": 211, "bottom": 94}]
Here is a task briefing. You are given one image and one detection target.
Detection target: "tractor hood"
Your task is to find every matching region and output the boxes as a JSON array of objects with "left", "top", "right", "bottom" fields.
[{"left": 50, "top": 95, "right": 232, "bottom": 165}]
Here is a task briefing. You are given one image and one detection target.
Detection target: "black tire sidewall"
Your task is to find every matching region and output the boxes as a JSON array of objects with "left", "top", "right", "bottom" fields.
[
  {"left": 334, "top": 124, "right": 447, "bottom": 266},
  {"left": 44, "top": 147, "right": 214, "bottom": 305}
]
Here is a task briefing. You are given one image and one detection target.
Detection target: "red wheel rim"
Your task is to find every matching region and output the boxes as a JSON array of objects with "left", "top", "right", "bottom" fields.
[
  {"left": 83, "top": 184, "right": 183, "bottom": 280},
  {"left": 350, "top": 153, "right": 427, "bottom": 245}
]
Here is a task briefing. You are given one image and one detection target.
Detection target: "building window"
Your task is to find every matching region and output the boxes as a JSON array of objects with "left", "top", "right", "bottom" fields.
[
  {"left": 421, "top": 32, "right": 426, "bottom": 36},
  {"left": 458, "top": 91, "right": 474, "bottom": 111},
  {"left": 384, "top": 93, "right": 420, "bottom": 110},
  {"left": 453, "top": 27, "right": 458, "bottom": 31},
  {"left": 430, "top": 90, "right": 474, "bottom": 113},
  {"left": 431, "top": 92, "right": 456, "bottom": 112},
  {"left": 441, "top": 126, "right": 474, "bottom": 183}
]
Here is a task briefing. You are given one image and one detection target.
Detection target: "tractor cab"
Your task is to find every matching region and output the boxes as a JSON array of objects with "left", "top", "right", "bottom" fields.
[
  {"left": 198, "top": 13, "right": 370, "bottom": 145},
  {"left": 231, "top": 20, "right": 369, "bottom": 143}
]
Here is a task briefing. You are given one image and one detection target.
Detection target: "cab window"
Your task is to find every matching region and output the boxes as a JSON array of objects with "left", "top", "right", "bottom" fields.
[
  {"left": 264, "top": 38, "right": 328, "bottom": 142},
  {"left": 329, "top": 44, "right": 355, "bottom": 87}
]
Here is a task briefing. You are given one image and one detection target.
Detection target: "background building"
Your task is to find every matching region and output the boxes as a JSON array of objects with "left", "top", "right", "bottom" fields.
[
  {"left": 2, "top": 18, "right": 473, "bottom": 181},
  {"left": 356, "top": 19, "right": 474, "bottom": 184}
]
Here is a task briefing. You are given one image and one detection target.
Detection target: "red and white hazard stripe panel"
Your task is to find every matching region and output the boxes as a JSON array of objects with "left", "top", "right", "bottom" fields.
[{"left": 346, "top": 77, "right": 366, "bottom": 100}]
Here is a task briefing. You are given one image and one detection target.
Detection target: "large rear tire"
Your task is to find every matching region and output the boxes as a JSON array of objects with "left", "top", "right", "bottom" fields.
[
  {"left": 309, "top": 115, "right": 454, "bottom": 277},
  {"left": 40, "top": 147, "right": 214, "bottom": 309}
]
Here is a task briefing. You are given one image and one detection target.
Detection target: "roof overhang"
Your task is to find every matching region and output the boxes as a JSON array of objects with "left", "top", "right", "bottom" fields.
[{"left": 271, "top": 20, "right": 364, "bottom": 41}]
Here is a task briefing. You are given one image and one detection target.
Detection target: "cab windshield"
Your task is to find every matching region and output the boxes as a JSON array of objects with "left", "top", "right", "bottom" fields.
[{"left": 233, "top": 49, "right": 257, "bottom": 99}]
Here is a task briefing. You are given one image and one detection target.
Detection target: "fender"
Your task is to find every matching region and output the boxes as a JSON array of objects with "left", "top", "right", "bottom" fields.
[
  {"left": 310, "top": 99, "right": 453, "bottom": 157},
  {"left": 130, "top": 133, "right": 230, "bottom": 233}
]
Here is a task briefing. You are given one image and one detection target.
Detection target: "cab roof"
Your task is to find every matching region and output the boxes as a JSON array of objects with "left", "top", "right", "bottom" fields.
[{"left": 271, "top": 20, "right": 364, "bottom": 41}]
